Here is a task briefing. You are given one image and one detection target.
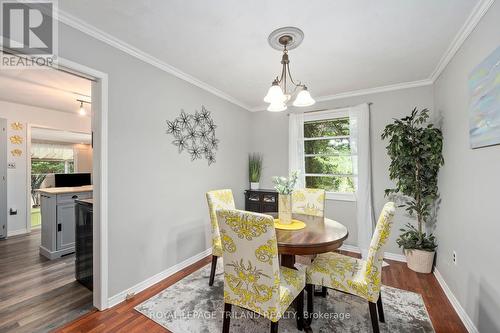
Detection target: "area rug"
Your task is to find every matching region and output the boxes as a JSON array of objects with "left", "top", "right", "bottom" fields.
[{"left": 135, "top": 263, "right": 434, "bottom": 332}]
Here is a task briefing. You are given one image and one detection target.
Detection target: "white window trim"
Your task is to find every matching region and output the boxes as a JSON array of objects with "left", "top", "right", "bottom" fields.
[
  {"left": 303, "top": 108, "right": 357, "bottom": 202},
  {"left": 326, "top": 192, "right": 356, "bottom": 202}
]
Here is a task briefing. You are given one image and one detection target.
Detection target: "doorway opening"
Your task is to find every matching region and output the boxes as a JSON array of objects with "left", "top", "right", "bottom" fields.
[{"left": 0, "top": 56, "right": 108, "bottom": 332}]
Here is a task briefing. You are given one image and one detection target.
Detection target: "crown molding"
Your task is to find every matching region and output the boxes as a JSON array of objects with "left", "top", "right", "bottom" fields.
[
  {"left": 314, "top": 79, "right": 434, "bottom": 103},
  {"left": 56, "top": 9, "right": 253, "bottom": 111},
  {"left": 250, "top": 79, "right": 434, "bottom": 112},
  {"left": 429, "top": 0, "right": 495, "bottom": 82}
]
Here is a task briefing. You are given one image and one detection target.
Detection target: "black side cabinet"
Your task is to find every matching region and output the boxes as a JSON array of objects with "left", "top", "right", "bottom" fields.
[
  {"left": 75, "top": 199, "right": 93, "bottom": 291},
  {"left": 244, "top": 189, "right": 278, "bottom": 213}
]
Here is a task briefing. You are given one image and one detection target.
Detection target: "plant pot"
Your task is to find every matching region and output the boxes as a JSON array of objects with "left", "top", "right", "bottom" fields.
[
  {"left": 405, "top": 249, "right": 435, "bottom": 273},
  {"left": 278, "top": 194, "right": 292, "bottom": 225},
  {"left": 250, "top": 182, "right": 260, "bottom": 190}
]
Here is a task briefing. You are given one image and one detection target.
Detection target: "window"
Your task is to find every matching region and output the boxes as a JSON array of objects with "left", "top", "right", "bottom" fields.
[
  {"left": 303, "top": 110, "right": 356, "bottom": 201},
  {"left": 30, "top": 143, "right": 75, "bottom": 208},
  {"left": 31, "top": 159, "right": 74, "bottom": 175}
]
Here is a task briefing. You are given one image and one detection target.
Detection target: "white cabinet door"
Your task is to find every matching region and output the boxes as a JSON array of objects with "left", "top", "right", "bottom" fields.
[
  {"left": 57, "top": 203, "right": 76, "bottom": 250},
  {"left": 40, "top": 194, "right": 57, "bottom": 251}
]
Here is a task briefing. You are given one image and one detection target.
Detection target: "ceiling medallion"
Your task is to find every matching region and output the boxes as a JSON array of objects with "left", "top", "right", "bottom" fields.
[{"left": 264, "top": 27, "right": 315, "bottom": 112}]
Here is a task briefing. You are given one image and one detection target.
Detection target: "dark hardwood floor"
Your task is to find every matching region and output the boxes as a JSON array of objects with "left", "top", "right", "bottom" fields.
[
  {"left": 57, "top": 251, "right": 467, "bottom": 333},
  {"left": 0, "top": 229, "right": 93, "bottom": 333}
]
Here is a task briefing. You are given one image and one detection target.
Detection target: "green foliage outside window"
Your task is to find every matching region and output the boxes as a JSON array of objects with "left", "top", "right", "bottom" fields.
[
  {"left": 32, "top": 160, "right": 73, "bottom": 174},
  {"left": 31, "top": 160, "right": 74, "bottom": 207},
  {"left": 304, "top": 117, "right": 354, "bottom": 193}
]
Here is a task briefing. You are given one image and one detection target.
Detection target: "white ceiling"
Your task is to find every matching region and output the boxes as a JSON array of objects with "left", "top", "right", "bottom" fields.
[
  {"left": 59, "top": 0, "right": 481, "bottom": 110},
  {"left": 31, "top": 127, "right": 91, "bottom": 144},
  {"left": 0, "top": 67, "right": 91, "bottom": 115}
]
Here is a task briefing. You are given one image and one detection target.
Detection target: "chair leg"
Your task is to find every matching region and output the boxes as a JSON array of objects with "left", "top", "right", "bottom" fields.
[
  {"left": 295, "top": 290, "right": 304, "bottom": 330},
  {"left": 314, "top": 285, "right": 328, "bottom": 297},
  {"left": 306, "top": 284, "right": 314, "bottom": 325},
  {"left": 377, "top": 292, "right": 385, "bottom": 323},
  {"left": 209, "top": 255, "right": 218, "bottom": 286},
  {"left": 368, "top": 301, "right": 380, "bottom": 333},
  {"left": 222, "top": 303, "right": 232, "bottom": 333},
  {"left": 270, "top": 320, "right": 279, "bottom": 333}
]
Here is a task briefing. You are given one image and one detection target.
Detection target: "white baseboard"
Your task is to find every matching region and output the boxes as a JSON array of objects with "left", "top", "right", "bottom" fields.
[
  {"left": 384, "top": 251, "right": 407, "bottom": 262},
  {"left": 7, "top": 228, "right": 28, "bottom": 237},
  {"left": 339, "top": 244, "right": 406, "bottom": 262},
  {"left": 105, "top": 244, "right": 407, "bottom": 309},
  {"left": 433, "top": 269, "right": 478, "bottom": 333},
  {"left": 107, "top": 248, "right": 212, "bottom": 308},
  {"left": 338, "top": 244, "right": 361, "bottom": 253}
]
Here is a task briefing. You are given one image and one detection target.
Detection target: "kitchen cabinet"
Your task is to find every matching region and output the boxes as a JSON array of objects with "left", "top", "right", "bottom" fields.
[{"left": 38, "top": 186, "right": 92, "bottom": 259}]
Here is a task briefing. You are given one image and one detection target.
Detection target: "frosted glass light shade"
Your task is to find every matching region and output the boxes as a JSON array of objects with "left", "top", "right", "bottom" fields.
[
  {"left": 264, "top": 84, "right": 285, "bottom": 104},
  {"left": 267, "top": 102, "right": 287, "bottom": 112},
  {"left": 79, "top": 105, "right": 86, "bottom": 116},
  {"left": 293, "top": 88, "right": 315, "bottom": 107}
]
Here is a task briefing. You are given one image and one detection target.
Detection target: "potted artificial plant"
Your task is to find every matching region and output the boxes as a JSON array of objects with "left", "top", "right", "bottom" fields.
[
  {"left": 382, "top": 108, "right": 444, "bottom": 273},
  {"left": 249, "top": 153, "right": 263, "bottom": 190}
]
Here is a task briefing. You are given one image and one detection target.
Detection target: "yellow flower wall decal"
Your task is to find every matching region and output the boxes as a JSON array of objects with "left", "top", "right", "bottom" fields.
[
  {"left": 10, "top": 122, "right": 23, "bottom": 131},
  {"left": 11, "top": 149, "right": 22, "bottom": 157},
  {"left": 9, "top": 135, "right": 23, "bottom": 144}
]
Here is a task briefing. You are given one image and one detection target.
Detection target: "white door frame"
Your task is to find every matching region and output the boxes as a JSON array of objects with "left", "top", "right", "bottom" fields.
[
  {"left": 0, "top": 118, "right": 7, "bottom": 239},
  {"left": 56, "top": 57, "right": 109, "bottom": 310}
]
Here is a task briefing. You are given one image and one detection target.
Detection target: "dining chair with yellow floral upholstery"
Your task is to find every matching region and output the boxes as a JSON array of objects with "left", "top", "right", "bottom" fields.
[
  {"left": 305, "top": 202, "right": 396, "bottom": 333},
  {"left": 292, "top": 188, "right": 326, "bottom": 217},
  {"left": 216, "top": 209, "right": 305, "bottom": 333},
  {"left": 205, "top": 189, "right": 236, "bottom": 286}
]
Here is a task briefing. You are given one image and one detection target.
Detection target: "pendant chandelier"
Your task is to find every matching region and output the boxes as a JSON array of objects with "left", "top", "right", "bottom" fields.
[{"left": 264, "top": 27, "right": 315, "bottom": 112}]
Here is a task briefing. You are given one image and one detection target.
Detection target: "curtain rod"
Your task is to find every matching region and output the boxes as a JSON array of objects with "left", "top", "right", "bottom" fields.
[{"left": 286, "top": 102, "right": 373, "bottom": 116}]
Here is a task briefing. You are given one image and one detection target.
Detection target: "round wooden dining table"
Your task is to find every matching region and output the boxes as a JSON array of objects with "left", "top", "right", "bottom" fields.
[
  {"left": 269, "top": 212, "right": 348, "bottom": 332},
  {"left": 268, "top": 212, "right": 349, "bottom": 269}
]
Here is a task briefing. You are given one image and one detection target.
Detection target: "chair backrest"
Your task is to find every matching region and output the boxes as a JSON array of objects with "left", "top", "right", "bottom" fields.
[
  {"left": 216, "top": 209, "right": 280, "bottom": 320},
  {"left": 206, "top": 189, "right": 235, "bottom": 251},
  {"left": 364, "top": 202, "right": 396, "bottom": 290},
  {"left": 292, "top": 188, "right": 326, "bottom": 217}
]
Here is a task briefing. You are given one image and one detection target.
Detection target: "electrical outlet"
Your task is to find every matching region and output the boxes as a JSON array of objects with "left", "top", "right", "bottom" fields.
[{"left": 452, "top": 251, "right": 457, "bottom": 265}]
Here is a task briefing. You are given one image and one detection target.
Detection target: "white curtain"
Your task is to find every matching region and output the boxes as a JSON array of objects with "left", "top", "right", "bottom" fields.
[
  {"left": 31, "top": 143, "right": 74, "bottom": 160},
  {"left": 349, "top": 103, "right": 374, "bottom": 259},
  {"left": 288, "top": 112, "right": 305, "bottom": 188}
]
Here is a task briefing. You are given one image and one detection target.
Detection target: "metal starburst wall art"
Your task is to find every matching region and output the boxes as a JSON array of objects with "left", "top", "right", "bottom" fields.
[{"left": 166, "top": 106, "right": 219, "bottom": 166}]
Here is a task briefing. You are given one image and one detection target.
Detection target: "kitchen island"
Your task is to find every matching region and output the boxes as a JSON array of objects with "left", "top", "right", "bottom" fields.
[{"left": 38, "top": 185, "right": 93, "bottom": 259}]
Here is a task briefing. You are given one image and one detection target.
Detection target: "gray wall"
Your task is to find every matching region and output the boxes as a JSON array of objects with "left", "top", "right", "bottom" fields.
[
  {"left": 57, "top": 23, "right": 251, "bottom": 296},
  {"left": 251, "top": 86, "right": 435, "bottom": 252},
  {"left": 433, "top": 2, "right": 500, "bottom": 332}
]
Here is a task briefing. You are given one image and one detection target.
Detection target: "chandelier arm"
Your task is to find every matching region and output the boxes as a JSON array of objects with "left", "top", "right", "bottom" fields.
[
  {"left": 286, "top": 62, "right": 302, "bottom": 87},
  {"left": 277, "top": 62, "right": 288, "bottom": 93},
  {"left": 277, "top": 62, "right": 286, "bottom": 84}
]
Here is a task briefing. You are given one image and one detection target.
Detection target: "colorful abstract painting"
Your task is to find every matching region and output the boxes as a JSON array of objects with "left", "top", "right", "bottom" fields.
[{"left": 469, "top": 46, "right": 500, "bottom": 148}]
